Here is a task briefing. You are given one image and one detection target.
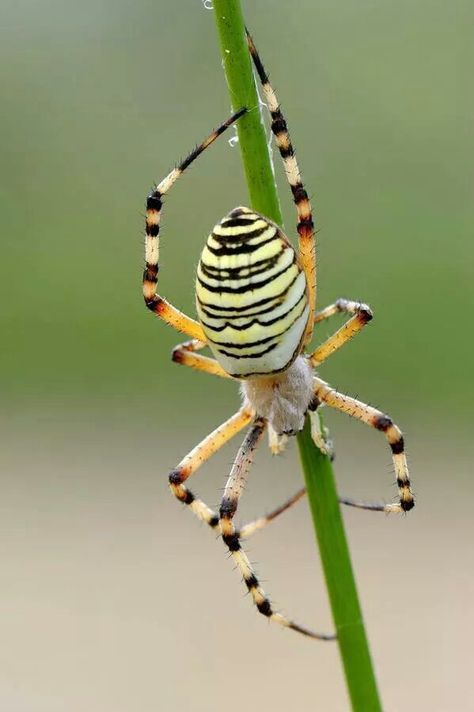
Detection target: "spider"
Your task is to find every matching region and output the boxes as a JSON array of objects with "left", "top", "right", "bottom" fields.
[{"left": 142, "top": 29, "right": 414, "bottom": 640}]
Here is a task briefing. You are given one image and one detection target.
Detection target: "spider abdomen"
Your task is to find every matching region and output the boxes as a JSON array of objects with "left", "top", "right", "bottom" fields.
[{"left": 196, "top": 207, "right": 310, "bottom": 378}]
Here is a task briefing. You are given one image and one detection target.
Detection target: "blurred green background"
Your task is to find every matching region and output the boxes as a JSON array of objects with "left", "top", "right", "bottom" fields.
[{"left": 1, "top": 1, "right": 472, "bottom": 710}]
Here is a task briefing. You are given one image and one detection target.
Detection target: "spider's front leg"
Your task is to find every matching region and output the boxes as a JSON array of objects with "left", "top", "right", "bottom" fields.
[
  {"left": 219, "top": 418, "right": 335, "bottom": 640},
  {"left": 313, "top": 378, "right": 414, "bottom": 513},
  {"left": 246, "top": 30, "right": 316, "bottom": 344},
  {"left": 143, "top": 108, "right": 246, "bottom": 340}
]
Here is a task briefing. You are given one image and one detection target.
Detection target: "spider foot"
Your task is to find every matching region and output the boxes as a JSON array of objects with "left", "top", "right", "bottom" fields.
[{"left": 309, "top": 410, "right": 335, "bottom": 459}]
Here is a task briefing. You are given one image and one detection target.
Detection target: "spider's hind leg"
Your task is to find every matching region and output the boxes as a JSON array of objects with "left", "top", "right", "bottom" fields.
[
  {"left": 238, "top": 487, "right": 306, "bottom": 539},
  {"left": 143, "top": 108, "right": 247, "bottom": 340},
  {"left": 219, "top": 417, "right": 335, "bottom": 640}
]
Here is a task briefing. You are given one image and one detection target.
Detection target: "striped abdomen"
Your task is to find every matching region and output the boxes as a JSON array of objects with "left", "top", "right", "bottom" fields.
[{"left": 196, "top": 207, "right": 310, "bottom": 378}]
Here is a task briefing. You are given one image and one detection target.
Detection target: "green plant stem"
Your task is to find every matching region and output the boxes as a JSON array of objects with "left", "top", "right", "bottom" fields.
[
  {"left": 297, "top": 419, "right": 382, "bottom": 711},
  {"left": 212, "top": 3, "right": 382, "bottom": 710},
  {"left": 212, "top": 1, "right": 283, "bottom": 224}
]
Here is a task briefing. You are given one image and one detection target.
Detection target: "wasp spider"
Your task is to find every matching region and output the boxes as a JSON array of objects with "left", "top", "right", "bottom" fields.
[{"left": 143, "top": 30, "right": 414, "bottom": 640}]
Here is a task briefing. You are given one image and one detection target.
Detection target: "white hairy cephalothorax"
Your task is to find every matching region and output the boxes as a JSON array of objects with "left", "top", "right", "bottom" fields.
[{"left": 240, "top": 355, "right": 314, "bottom": 435}]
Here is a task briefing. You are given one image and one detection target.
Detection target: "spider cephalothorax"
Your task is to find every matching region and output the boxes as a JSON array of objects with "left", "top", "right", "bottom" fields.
[
  {"left": 143, "top": 29, "right": 414, "bottom": 640},
  {"left": 240, "top": 357, "right": 314, "bottom": 436}
]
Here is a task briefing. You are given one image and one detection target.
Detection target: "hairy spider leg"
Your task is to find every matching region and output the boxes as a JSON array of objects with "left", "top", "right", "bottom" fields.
[
  {"left": 219, "top": 418, "right": 335, "bottom": 640},
  {"left": 313, "top": 378, "right": 414, "bottom": 512},
  {"left": 246, "top": 29, "right": 316, "bottom": 346},
  {"left": 143, "top": 108, "right": 247, "bottom": 339}
]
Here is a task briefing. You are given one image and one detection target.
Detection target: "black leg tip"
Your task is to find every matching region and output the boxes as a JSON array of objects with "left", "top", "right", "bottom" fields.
[{"left": 169, "top": 469, "right": 183, "bottom": 486}]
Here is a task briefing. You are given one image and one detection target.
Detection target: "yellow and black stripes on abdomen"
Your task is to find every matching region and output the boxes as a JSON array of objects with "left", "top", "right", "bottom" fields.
[{"left": 196, "top": 207, "right": 310, "bottom": 377}]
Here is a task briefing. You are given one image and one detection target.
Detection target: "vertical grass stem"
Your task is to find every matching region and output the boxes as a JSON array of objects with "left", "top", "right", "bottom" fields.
[{"left": 212, "top": 2, "right": 383, "bottom": 709}]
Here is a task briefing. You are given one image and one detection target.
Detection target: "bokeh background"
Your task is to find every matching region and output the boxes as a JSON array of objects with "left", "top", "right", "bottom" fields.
[{"left": 1, "top": 1, "right": 473, "bottom": 710}]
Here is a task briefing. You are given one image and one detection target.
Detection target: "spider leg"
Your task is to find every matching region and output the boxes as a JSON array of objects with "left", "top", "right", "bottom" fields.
[
  {"left": 238, "top": 487, "right": 306, "bottom": 539},
  {"left": 219, "top": 418, "right": 335, "bottom": 640},
  {"left": 337, "top": 496, "right": 387, "bottom": 512},
  {"left": 168, "top": 407, "right": 253, "bottom": 527},
  {"left": 238, "top": 482, "right": 391, "bottom": 536},
  {"left": 171, "top": 339, "right": 231, "bottom": 379},
  {"left": 309, "top": 299, "right": 373, "bottom": 367},
  {"left": 246, "top": 30, "right": 316, "bottom": 345},
  {"left": 313, "top": 378, "right": 414, "bottom": 513},
  {"left": 314, "top": 297, "right": 372, "bottom": 325},
  {"left": 143, "top": 108, "right": 247, "bottom": 339},
  {"left": 169, "top": 407, "right": 306, "bottom": 534}
]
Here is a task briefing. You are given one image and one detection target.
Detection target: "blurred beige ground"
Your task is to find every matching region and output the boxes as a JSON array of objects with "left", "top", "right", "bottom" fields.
[{"left": 0, "top": 402, "right": 472, "bottom": 712}]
